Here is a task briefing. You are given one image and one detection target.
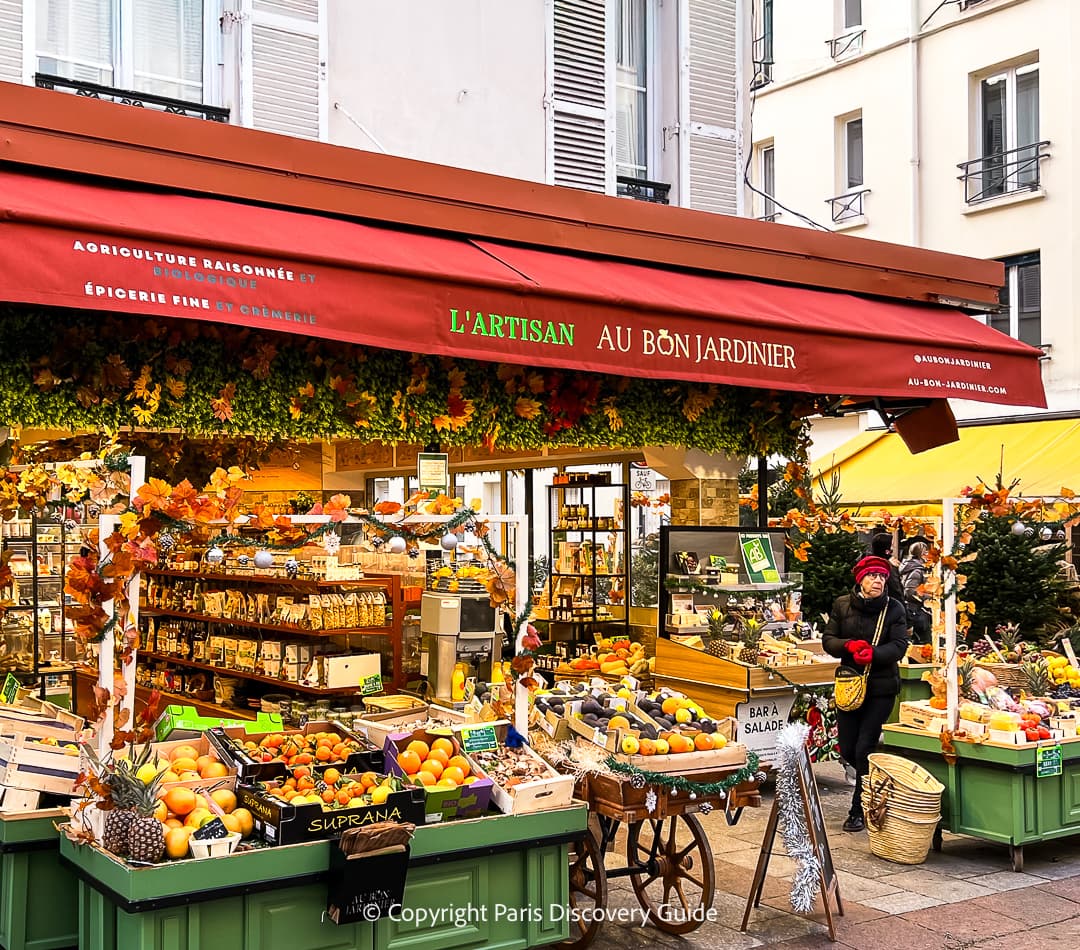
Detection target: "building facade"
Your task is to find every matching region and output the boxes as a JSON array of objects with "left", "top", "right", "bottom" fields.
[
  {"left": 1, "top": 0, "right": 744, "bottom": 215},
  {"left": 747, "top": 0, "right": 1077, "bottom": 455}
]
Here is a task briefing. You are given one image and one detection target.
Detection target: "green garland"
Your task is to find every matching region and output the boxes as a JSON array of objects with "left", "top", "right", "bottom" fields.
[
  {"left": 0, "top": 305, "right": 809, "bottom": 458},
  {"left": 603, "top": 749, "right": 763, "bottom": 795},
  {"left": 664, "top": 576, "right": 798, "bottom": 596}
]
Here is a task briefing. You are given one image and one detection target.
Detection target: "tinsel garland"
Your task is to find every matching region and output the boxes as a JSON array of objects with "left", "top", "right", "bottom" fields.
[
  {"left": 775, "top": 722, "right": 821, "bottom": 914},
  {"left": 603, "top": 750, "right": 763, "bottom": 797}
]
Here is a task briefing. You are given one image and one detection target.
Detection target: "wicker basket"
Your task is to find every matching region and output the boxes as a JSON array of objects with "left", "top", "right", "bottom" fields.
[
  {"left": 868, "top": 753, "right": 945, "bottom": 798},
  {"left": 973, "top": 661, "right": 1028, "bottom": 690},
  {"left": 862, "top": 753, "right": 943, "bottom": 865},
  {"left": 363, "top": 693, "right": 426, "bottom": 714}
]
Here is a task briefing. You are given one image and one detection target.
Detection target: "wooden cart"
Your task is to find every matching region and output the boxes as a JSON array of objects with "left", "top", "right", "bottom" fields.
[{"left": 559, "top": 764, "right": 762, "bottom": 948}]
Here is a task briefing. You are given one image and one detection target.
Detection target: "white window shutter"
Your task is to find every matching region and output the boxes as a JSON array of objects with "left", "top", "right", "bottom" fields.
[
  {"left": 0, "top": 0, "right": 22, "bottom": 83},
  {"left": 685, "top": 0, "right": 738, "bottom": 214},
  {"left": 549, "top": 0, "right": 613, "bottom": 194},
  {"left": 240, "top": 0, "right": 326, "bottom": 141}
]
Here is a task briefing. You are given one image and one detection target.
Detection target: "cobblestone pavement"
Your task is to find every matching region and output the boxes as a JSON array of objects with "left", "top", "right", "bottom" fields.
[{"left": 563, "top": 760, "right": 1080, "bottom": 949}]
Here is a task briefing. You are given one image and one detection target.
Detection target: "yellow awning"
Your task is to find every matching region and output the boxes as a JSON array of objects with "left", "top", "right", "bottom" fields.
[{"left": 813, "top": 418, "right": 1080, "bottom": 515}]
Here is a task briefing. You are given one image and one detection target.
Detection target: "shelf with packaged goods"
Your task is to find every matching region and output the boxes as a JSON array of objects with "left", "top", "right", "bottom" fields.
[
  {"left": 139, "top": 567, "right": 408, "bottom": 692},
  {"left": 143, "top": 567, "right": 382, "bottom": 590},
  {"left": 545, "top": 481, "right": 631, "bottom": 641},
  {"left": 139, "top": 606, "right": 392, "bottom": 638},
  {"left": 137, "top": 651, "right": 365, "bottom": 696}
]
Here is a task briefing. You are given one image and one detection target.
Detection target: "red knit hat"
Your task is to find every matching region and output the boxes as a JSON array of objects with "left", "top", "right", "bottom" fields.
[{"left": 853, "top": 555, "right": 891, "bottom": 584}]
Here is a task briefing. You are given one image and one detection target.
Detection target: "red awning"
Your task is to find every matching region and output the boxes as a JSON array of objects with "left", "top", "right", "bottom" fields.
[{"left": 0, "top": 169, "right": 1047, "bottom": 408}]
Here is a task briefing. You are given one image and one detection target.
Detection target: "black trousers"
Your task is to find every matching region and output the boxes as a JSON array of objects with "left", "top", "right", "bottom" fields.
[{"left": 836, "top": 692, "right": 896, "bottom": 817}]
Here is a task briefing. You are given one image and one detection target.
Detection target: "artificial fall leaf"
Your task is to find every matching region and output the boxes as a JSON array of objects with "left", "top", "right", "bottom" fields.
[
  {"left": 483, "top": 561, "right": 516, "bottom": 608},
  {"left": 514, "top": 397, "right": 542, "bottom": 420},
  {"left": 324, "top": 493, "right": 351, "bottom": 522},
  {"left": 210, "top": 382, "right": 236, "bottom": 421},
  {"left": 165, "top": 377, "right": 186, "bottom": 401},
  {"left": 682, "top": 387, "right": 717, "bottom": 423},
  {"left": 374, "top": 501, "right": 402, "bottom": 515},
  {"left": 432, "top": 415, "right": 452, "bottom": 432},
  {"left": 510, "top": 655, "right": 533, "bottom": 675},
  {"left": 130, "top": 365, "right": 154, "bottom": 400},
  {"left": 87, "top": 685, "right": 111, "bottom": 724},
  {"left": 135, "top": 477, "right": 172, "bottom": 512},
  {"left": 603, "top": 405, "right": 623, "bottom": 431},
  {"left": 298, "top": 381, "right": 315, "bottom": 399},
  {"left": 289, "top": 398, "right": 304, "bottom": 420},
  {"left": 518, "top": 676, "right": 539, "bottom": 691},
  {"left": 446, "top": 367, "right": 467, "bottom": 390},
  {"left": 33, "top": 367, "right": 59, "bottom": 390},
  {"left": 115, "top": 707, "right": 131, "bottom": 730},
  {"left": 110, "top": 729, "right": 135, "bottom": 750},
  {"left": 131, "top": 404, "right": 156, "bottom": 425}
]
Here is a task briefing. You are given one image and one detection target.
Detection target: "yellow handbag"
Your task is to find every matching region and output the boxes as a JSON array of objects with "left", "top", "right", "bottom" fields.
[{"left": 834, "top": 608, "right": 886, "bottom": 713}]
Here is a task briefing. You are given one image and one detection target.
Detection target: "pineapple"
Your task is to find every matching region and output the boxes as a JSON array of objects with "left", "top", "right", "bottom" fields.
[
  {"left": 957, "top": 656, "right": 976, "bottom": 700},
  {"left": 998, "top": 623, "right": 1022, "bottom": 662},
  {"left": 126, "top": 773, "right": 166, "bottom": 864},
  {"left": 740, "top": 618, "right": 764, "bottom": 666},
  {"left": 101, "top": 765, "right": 138, "bottom": 857},
  {"left": 1021, "top": 656, "right": 1052, "bottom": 698}
]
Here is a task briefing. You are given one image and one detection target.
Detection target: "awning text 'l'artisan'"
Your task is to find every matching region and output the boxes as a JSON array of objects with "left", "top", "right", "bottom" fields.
[{"left": 0, "top": 169, "right": 1047, "bottom": 408}]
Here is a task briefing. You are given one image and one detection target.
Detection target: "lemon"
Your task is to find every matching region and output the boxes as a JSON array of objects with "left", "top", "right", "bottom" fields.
[
  {"left": 136, "top": 762, "right": 163, "bottom": 785},
  {"left": 369, "top": 785, "right": 392, "bottom": 806}
]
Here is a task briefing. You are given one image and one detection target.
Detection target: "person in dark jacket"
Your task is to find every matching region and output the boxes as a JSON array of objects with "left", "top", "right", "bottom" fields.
[
  {"left": 870, "top": 532, "right": 904, "bottom": 604},
  {"left": 899, "top": 541, "right": 932, "bottom": 645},
  {"left": 823, "top": 554, "right": 910, "bottom": 832}
]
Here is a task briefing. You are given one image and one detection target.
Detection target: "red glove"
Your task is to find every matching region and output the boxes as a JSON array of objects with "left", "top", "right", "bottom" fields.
[
  {"left": 854, "top": 646, "right": 874, "bottom": 665},
  {"left": 845, "top": 639, "right": 870, "bottom": 654}
]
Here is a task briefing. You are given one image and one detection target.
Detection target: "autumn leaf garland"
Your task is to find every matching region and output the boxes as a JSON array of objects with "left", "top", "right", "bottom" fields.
[{"left": 1, "top": 305, "right": 810, "bottom": 457}]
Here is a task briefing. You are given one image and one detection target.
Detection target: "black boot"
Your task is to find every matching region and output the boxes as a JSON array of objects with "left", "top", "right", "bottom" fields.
[{"left": 842, "top": 813, "right": 865, "bottom": 832}]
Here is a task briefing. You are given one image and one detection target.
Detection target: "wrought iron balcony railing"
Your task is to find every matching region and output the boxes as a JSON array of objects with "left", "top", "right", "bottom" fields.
[
  {"left": 827, "top": 29, "right": 865, "bottom": 60},
  {"left": 617, "top": 176, "right": 671, "bottom": 205},
  {"left": 957, "top": 141, "right": 1050, "bottom": 204},
  {"left": 35, "top": 73, "right": 229, "bottom": 123},
  {"left": 826, "top": 188, "right": 870, "bottom": 224}
]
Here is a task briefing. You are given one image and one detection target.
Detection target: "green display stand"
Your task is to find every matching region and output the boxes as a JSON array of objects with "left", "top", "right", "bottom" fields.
[
  {"left": 0, "top": 809, "right": 78, "bottom": 950},
  {"left": 884, "top": 724, "right": 1080, "bottom": 871},
  {"left": 61, "top": 806, "right": 586, "bottom": 950},
  {"left": 888, "top": 663, "right": 934, "bottom": 723}
]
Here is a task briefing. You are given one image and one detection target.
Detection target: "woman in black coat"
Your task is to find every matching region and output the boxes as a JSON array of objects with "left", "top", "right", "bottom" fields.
[{"left": 823, "top": 555, "right": 910, "bottom": 832}]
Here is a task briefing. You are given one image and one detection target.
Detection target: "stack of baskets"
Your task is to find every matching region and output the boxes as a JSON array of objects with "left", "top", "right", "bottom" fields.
[{"left": 861, "top": 752, "right": 943, "bottom": 865}]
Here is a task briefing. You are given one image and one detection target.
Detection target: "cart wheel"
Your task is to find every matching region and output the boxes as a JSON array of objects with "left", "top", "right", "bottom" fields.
[
  {"left": 557, "top": 823, "right": 608, "bottom": 949},
  {"left": 626, "top": 814, "right": 714, "bottom": 934}
]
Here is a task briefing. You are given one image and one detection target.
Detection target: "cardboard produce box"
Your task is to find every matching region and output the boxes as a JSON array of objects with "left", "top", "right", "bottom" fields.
[
  {"left": 383, "top": 728, "right": 493, "bottom": 823},
  {"left": 153, "top": 704, "right": 283, "bottom": 741},
  {"left": 237, "top": 782, "right": 425, "bottom": 845},
  {"left": 352, "top": 704, "right": 469, "bottom": 748},
  {"left": 208, "top": 722, "right": 383, "bottom": 782}
]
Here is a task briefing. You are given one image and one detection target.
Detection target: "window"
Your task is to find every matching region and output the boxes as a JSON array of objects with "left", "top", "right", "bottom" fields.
[
  {"left": 759, "top": 144, "right": 777, "bottom": 220},
  {"left": 35, "top": 0, "right": 209, "bottom": 103},
  {"left": 990, "top": 253, "right": 1041, "bottom": 347},
  {"left": 845, "top": 117, "right": 863, "bottom": 189},
  {"left": 615, "top": 0, "right": 648, "bottom": 181},
  {"left": 752, "top": 0, "right": 773, "bottom": 88},
  {"left": 844, "top": 0, "right": 862, "bottom": 29},
  {"left": 979, "top": 63, "right": 1040, "bottom": 196}
]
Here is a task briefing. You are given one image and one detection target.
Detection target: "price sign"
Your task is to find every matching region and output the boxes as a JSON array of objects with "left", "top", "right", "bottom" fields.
[
  {"left": 417, "top": 452, "right": 449, "bottom": 495},
  {"left": 1037, "top": 743, "right": 1063, "bottom": 778},
  {"left": 458, "top": 724, "right": 498, "bottom": 753},
  {"left": 0, "top": 674, "right": 19, "bottom": 704},
  {"left": 360, "top": 673, "right": 383, "bottom": 696}
]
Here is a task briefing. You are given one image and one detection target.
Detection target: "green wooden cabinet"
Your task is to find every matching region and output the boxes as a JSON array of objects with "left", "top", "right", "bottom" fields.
[
  {"left": 0, "top": 810, "right": 78, "bottom": 950},
  {"left": 61, "top": 806, "right": 587, "bottom": 950},
  {"left": 884, "top": 724, "right": 1080, "bottom": 870}
]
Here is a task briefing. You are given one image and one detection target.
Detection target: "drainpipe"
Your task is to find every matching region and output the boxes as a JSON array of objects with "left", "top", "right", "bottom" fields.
[{"left": 909, "top": 0, "right": 921, "bottom": 247}]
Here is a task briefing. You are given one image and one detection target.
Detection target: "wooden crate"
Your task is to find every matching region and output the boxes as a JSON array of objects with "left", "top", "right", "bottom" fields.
[
  {"left": 899, "top": 700, "right": 948, "bottom": 733},
  {"left": 656, "top": 636, "right": 838, "bottom": 691},
  {"left": 0, "top": 731, "right": 82, "bottom": 795}
]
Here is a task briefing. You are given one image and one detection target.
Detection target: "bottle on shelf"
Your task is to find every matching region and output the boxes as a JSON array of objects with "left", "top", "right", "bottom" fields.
[{"left": 451, "top": 662, "right": 467, "bottom": 702}]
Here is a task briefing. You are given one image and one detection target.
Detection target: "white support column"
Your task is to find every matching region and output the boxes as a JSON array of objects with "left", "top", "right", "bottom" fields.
[
  {"left": 943, "top": 497, "right": 959, "bottom": 732},
  {"left": 97, "top": 455, "right": 146, "bottom": 753}
]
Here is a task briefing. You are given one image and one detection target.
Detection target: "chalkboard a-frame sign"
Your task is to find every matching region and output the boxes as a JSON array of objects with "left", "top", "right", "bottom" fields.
[{"left": 741, "top": 744, "right": 843, "bottom": 941}]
